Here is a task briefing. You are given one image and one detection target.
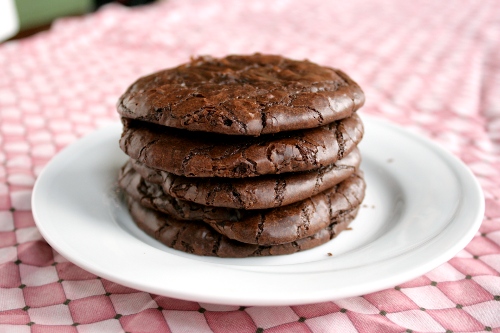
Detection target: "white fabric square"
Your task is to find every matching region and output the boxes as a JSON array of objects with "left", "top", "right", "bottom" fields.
[
  {"left": 245, "top": 306, "right": 298, "bottom": 329},
  {"left": 0, "top": 288, "right": 25, "bottom": 311},
  {"left": 480, "top": 254, "right": 500, "bottom": 272},
  {"left": 487, "top": 230, "right": 500, "bottom": 245},
  {"left": 0, "top": 211, "right": 14, "bottom": 231},
  {"left": 163, "top": 310, "right": 213, "bottom": 333},
  {"left": 10, "top": 190, "right": 32, "bottom": 211},
  {"left": 306, "top": 313, "right": 358, "bottom": 333},
  {"left": 425, "top": 262, "right": 465, "bottom": 282},
  {"left": 62, "top": 280, "right": 106, "bottom": 300},
  {"left": 473, "top": 275, "right": 500, "bottom": 295},
  {"left": 401, "top": 286, "right": 456, "bottom": 309},
  {"left": 387, "top": 310, "right": 445, "bottom": 331},
  {"left": 15, "top": 227, "right": 42, "bottom": 243},
  {"left": 463, "top": 301, "right": 500, "bottom": 327},
  {"left": 0, "top": 247, "right": 17, "bottom": 265},
  {"left": 334, "top": 297, "right": 379, "bottom": 314},
  {"left": 28, "top": 304, "right": 73, "bottom": 325},
  {"left": 19, "top": 264, "right": 59, "bottom": 286},
  {"left": 7, "top": 174, "right": 35, "bottom": 187},
  {"left": 109, "top": 292, "right": 156, "bottom": 315},
  {"left": 76, "top": 319, "right": 124, "bottom": 333},
  {"left": 0, "top": 325, "right": 30, "bottom": 333}
]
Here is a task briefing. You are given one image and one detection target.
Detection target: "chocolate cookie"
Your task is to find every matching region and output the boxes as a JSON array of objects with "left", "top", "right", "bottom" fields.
[
  {"left": 126, "top": 196, "right": 356, "bottom": 257},
  {"left": 119, "top": 113, "right": 363, "bottom": 178},
  {"left": 117, "top": 54, "right": 365, "bottom": 136},
  {"left": 129, "top": 148, "right": 361, "bottom": 209},
  {"left": 118, "top": 165, "right": 365, "bottom": 245}
]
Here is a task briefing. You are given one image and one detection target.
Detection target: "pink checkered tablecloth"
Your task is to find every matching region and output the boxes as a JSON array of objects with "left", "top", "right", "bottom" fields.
[{"left": 1, "top": 0, "right": 500, "bottom": 332}]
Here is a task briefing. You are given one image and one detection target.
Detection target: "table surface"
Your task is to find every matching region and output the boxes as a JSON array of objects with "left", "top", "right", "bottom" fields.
[{"left": 1, "top": 0, "right": 499, "bottom": 332}]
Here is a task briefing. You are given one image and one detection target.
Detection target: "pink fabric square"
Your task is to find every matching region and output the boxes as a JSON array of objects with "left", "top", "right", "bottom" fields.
[
  {"left": 68, "top": 295, "right": 116, "bottom": 324},
  {"left": 153, "top": 295, "right": 200, "bottom": 311},
  {"left": 438, "top": 280, "right": 493, "bottom": 306},
  {"left": 0, "top": 309, "right": 29, "bottom": 324},
  {"left": 0, "top": 262, "right": 21, "bottom": 287},
  {"left": 23, "top": 282, "right": 66, "bottom": 307},
  {"left": 101, "top": 278, "right": 138, "bottom": 294},
  {"left": 0, "top": 232, "right": 15, "bottom": 248},
  {"left": 56, "top": 263, "right": 96, "bottom": 280},
  {"left": 31, "top": 326, "right": 77, "bottom": 333},
  {"left": 198, "top": 303, "right": 239, "bottom": 312},
  {"left": 17, "top": 241, "right": 53, "bottom": 266},
  {"left": 265, "top": 322, "right": 312, "bottom": 333},
  {"left": 481, "top": 219, "right": 500, "bottom": 235},
  {"left": 426, "top": 308, "right": 484, "bottom": 331},
  {"left": 120, "top": 309, "right": 171, "bottom": 333},
  {"left": 13, "top": 211, "right": 35, "bottom": 229},
  {"left": 364, "top": 289, "right": 418, "bottom": 312},
  {"left": 205, "top": 311, "right": 256, "bottom": 333},
  {"left": 448, "top": 257, "right": 498, "bottom": 276},
  {"left": 291, "top": 302, "right": 341, "bottom": 318},
  {"left": 466, "top": 236, "right": 500, "bottom": 256},
  {"left": 485, "top": 198, "right": 500, "bottom": 218}
]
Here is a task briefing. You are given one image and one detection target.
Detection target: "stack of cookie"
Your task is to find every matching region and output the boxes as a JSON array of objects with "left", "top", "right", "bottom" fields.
[{"left": 117, "top": 54, "right": 366, "bottom": 257}]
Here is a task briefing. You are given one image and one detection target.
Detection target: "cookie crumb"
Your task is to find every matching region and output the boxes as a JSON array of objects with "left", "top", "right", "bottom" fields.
[
  {"left": 327, "top": 253, "right": 333, "bottom": 256},
  {"left": 372, "top": 205, "right": 375, "bottom": 209},
  {"left": 362, "top": 204, "right": 368, "bottom": 208},
  {"left": 387, "top": 158, "right": 393, "bottom": 163},
  {"left": 346, "top": 227, "right": 353, "bottom": 230}
]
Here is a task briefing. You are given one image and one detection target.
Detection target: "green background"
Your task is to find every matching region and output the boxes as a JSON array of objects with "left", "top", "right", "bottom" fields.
[{"left": 15, "top": 0, "right": 93, "bottom": 29}]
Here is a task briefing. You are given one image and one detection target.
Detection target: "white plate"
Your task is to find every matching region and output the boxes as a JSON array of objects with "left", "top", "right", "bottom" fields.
[{"left": 32, "top": 116, "right": 484, "bottom": 306}]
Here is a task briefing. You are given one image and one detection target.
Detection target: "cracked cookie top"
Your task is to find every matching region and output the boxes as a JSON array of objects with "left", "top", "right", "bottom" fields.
[
  {"left": 119, "top": 113, "right": 364, "bottom": 178},
  {"left": 117, "top": 54, "right": 365, "bottom": 136},
  {"left": 127, "top": 148, "right": 361, "bottom": 210}
]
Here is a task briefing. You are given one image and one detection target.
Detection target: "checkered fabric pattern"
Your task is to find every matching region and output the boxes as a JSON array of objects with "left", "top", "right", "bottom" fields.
[{"left": 1, "top": 0, "right": 499, "bottom": 332}]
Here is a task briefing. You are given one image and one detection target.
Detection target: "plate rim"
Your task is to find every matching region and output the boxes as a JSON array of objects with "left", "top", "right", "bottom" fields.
[{"left": 31, "top": 116, "right": 485, "bottom": 305}]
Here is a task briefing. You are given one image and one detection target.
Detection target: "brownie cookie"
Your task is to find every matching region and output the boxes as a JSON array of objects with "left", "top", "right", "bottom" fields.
[
  {"left": 119, "top": 113, "right": 363, "bottom": 178},
  {"left": 117, "top": 54, "right": 365, "bottom": 136},
  {"left": 119, "top": 165, "right": 365, "bottom": 245},
  {"left": 129, "top": 148, "right": 361, "bottom": 209},
  {"left": 126, "top": 196, "right": 356, "bottom": 257}
]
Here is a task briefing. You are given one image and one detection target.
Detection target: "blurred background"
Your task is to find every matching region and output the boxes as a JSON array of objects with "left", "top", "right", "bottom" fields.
[{"left": 1, "top": 0, "right": 156, "bottom": 42}]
